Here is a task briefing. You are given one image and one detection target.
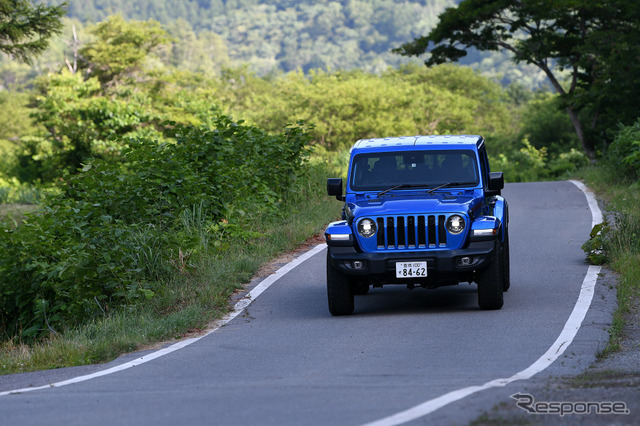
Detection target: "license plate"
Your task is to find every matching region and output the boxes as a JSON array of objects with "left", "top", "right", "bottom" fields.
[{"left": 395, "top": 261, "right": 427, "bottom": 278}]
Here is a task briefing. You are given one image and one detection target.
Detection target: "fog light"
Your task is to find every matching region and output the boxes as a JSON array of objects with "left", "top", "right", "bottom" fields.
[
  {"left": 459, "top": 256, "right": 472, "bottom": 266},
  {"left": 352, "top": 260, "right": 365, "bottom": 270}
]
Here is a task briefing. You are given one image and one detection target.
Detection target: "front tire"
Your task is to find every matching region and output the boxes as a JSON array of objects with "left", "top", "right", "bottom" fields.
[
  {"left": 327, "top": 252, "right": 354, "bottom": 315},
  {"left": 502, "top": 231, "right": 510, "bottom": 292},
  {"left": 477, "top": 244, "right": 504, "bottom": 310}
]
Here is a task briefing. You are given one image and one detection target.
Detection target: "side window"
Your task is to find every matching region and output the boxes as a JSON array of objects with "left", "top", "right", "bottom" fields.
[{"left": 478, "top": 147, "right": 490, "bottom": 187}]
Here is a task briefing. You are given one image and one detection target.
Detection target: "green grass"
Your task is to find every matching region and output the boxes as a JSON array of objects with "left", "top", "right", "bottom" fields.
[
  {"left": 571, "top": 369, "right": 640, "bottom": 388},
  {"left": 575, "top": 165, "right": 640, "bottom": 358},
  {"left": 0, "top": 203, "right": 39, "bottom": 225},
  {"left": 469, "top": 402, "right": 534, "bottom": 426},
  {"left": 0, "top": 160, "right": 343, "bottom": 375},
  {"left": 0, "top": 182, "right": 53, "bottom": 205}
]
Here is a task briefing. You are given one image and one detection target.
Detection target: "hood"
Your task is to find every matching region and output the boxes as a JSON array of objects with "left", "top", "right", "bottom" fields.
[{"left": 347, "top": 190, "right": 483, "bottom": 219}]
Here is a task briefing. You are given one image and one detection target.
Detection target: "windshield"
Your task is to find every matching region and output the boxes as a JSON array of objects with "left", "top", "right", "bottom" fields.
[{"left": 349, "top": 150, "right": 479, "bottom": 192}]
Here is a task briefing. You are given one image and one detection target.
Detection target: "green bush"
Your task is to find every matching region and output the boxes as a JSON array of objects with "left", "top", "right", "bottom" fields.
[
  {"left": 0, "top": 177, "right": 54, "bottom": 205},
  {"left": 491, "top": 139, "right": 547, "bottom": 182},
  {"left": 226, "top": 65, "right": 516, "bottom": 151},
  {"left": 0, "top": 114, "right": 312, "bottom": 340},
  {"left": 581, "top": 222, "right": 609, "bottom": 265},
  {"left": 607, "top": 118, "right": 640, "bottom": 181},
  {"left": 491, "top": 139, "right": 590, "bottom": 182},
  {"left": 517, "top": 92, "right": 580, "bottom": 156},
  {"left": 547, "top": 148, "right": 590, "bottom": 177}
]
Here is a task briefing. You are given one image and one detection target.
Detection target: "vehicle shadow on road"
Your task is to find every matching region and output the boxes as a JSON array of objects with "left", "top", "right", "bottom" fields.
[{"left": 354, "top": 285, "right": 480, "bottom": 316}]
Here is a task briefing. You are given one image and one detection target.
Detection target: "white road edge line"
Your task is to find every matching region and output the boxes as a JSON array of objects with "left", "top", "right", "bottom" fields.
[
  {"left": 0, "top": 243, "right": 328, "bottom": 397},
  {"left": 362, "top": 180, "right": 604, "bottom": 426}
]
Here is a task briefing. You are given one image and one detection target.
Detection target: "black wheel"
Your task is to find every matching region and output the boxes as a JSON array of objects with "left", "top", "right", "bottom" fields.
[
  {"left": 477, "top": 244, "right": 504, "bottom": 310},
  {"left": 326, "top": 252, "right": 354, "bottom": 315},
  {"left": 502, "top": 231, "right": 510, "bottom": 292},
  {"left": 352, "top": 280, "right": 370, "bottom": 295}
]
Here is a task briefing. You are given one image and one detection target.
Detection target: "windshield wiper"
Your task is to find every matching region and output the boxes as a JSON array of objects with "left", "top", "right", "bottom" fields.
[
  {"left": 376, "top": 181, "right": 476, "bottom": 197},
  {"left": 427, "top": 182, "right": 476, "bottom": 194},
  {"left": 377, "top": 184, "right": 425, "bottom": 197}
]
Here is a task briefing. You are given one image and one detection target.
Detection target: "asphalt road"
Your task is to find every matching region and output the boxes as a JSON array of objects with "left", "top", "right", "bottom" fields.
[{"left": 0, "top": 181, "right": 614, "bottom": 425}]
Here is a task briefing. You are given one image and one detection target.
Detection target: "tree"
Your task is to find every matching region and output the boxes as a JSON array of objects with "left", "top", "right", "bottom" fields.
[
  {"left": 572, "top": 8, "right": 640, "bottom": 149},
  {"left": 78, "top": 14, "right": 169, "bottom": 87},
  {"left": 29, "top": 16, "right": 172, "bottom": 176},
  {"left": 0, "top": 0, "right": 67, "bottom": 63},
  {"left": 394, "top": 0, "right": 640, "bottom": 159}
]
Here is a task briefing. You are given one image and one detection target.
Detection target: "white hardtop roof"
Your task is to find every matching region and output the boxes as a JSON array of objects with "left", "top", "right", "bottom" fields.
[{"left": 352, "top": 135, "right": 484, "bottom": 150}]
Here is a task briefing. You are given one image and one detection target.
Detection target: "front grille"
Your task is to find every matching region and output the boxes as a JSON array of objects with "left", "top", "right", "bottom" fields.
[{"left": 376, "top": 215, "right": 448, "bottom": 249}]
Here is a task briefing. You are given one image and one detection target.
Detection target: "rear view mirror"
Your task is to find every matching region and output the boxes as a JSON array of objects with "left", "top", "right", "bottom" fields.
[
  {"left": 327, "top": 178, "right": 344, "bottom": 201},
  {"left": 487, "top": 172, "right": 504, "bottom": 196}
]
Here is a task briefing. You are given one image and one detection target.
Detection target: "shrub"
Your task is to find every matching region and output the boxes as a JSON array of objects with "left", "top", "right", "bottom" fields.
[
  {"left": 582, "top": 211, "right": 640, "bottom": 266},
  {"left": 491, "top": 139, "right": 548, "bottom": 182},
  {"left": 0, "top": 177, "right": 54, "bottom": 205},
  {"left": 0, "top": 114, "right": 312, "bottom": 340},
  {"left": 607, "top": 118, "right": 640, "bottom": 181},
  {"left": 491, "top": 140, "right": 590, "bottom": 182},
  {"left": 547, "top": 148, "right": 590, "bottom": 177}
]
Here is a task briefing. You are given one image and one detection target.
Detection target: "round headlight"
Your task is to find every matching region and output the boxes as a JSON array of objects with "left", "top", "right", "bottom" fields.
[
  {"left": 357, "top": 218, "right": 377, "bottom": 238},
  {"left": 446, "top": 215, "right": 466, "bottom": 234}
]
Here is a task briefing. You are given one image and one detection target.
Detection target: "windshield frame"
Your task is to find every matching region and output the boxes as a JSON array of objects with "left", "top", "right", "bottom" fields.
[{"left": 348, "top": 149, "right": 480, "bottom": 193}]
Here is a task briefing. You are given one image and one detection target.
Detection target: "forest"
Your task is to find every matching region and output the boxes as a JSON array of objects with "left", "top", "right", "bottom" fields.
[
  {"left": 0, "top": 1, "right": 638, "bottom": 371},
  {"left": 7, "top": 0, "right": 548, "bottom": 87},
  {"left": 64, "top": 0, "right": 453, "bottom": 74}
]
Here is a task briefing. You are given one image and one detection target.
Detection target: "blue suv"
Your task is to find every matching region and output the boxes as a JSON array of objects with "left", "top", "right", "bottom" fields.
[{"left": 325, "top": 135, "right": 509, "bottom": 315}]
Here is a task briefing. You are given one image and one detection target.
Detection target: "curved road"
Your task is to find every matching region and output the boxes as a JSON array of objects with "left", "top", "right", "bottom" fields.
[{"left": 0, "top": 181, "right": 611, "bottom": 425}]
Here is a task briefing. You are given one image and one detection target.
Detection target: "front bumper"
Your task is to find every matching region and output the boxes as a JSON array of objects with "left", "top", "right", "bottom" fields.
[{"left": 327, "top": 240, "right": 497, "bottom": 284}]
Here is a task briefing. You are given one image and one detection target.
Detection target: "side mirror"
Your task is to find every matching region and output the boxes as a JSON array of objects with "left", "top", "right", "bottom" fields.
[
  {"left": 487, "top": 172, "right": 504, "bottom": 196},
  {"left": 327, "top": 178, "right": 344, "bottom": 201}
]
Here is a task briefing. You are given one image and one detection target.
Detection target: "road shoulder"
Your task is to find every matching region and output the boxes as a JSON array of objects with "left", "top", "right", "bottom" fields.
[{"left": 470, "top": 267, "right": 640, "bottom": 425}]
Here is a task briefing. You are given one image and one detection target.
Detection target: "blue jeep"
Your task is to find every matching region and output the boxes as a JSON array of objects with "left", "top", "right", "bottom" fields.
[{"left": 325, "top": 135, "right": 509, "bottom": 315}]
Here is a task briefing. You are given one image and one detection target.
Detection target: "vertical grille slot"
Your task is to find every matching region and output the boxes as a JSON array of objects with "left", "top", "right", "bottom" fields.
[
  {"left": 438, "top": 215, "right": 447, "bottom": 246},
  {"left": 397, "top": 217, "right": 406, "bottom": 248},
  {"left": 376, "top": 218, "right": 385, "bottom": 248},
  {"left": 386, "top": 217, "right": 395, "bottom": 248},
  {"left": 428, "top": 215, "right": 436, "bottom": 247},
  {"left": 407, "top": 216, "right": 416, "bottom": 248},
  {"left": 417, "top": 216, "right": 426, "bottom": 247}
]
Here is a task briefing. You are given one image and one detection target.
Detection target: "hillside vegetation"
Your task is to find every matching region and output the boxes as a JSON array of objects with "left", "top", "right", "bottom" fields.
[
  {"left": 65, "top": 0, "right": 451, "bottom": 75},
  {"left": 1, "top": 0, "right": 548, "bottom": 88}
]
